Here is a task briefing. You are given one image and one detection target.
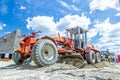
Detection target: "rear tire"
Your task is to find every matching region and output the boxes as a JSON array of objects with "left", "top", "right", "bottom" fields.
[
  {"left": 32, "top": 39, "right": 58, "bottom": 66},
  {"left": 13, "top": 51, "right": 32, "bottom": 65},
  {"left": 95, "top": 52, "right": 101, "bottom": 63},
  {"left": 12, "top": 51, "right": 23, "bottom": 65},
  {"left": 85, "top": 51, "right": 95, "bottom": 64}
]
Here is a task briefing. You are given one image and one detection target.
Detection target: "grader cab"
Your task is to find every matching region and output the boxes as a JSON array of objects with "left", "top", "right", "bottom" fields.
[
  {"left": 66, "top": 26, "right": 87, "bottom": 49},
  {"left": 0, "top": 26, "right": 101, "bottom": 67}
]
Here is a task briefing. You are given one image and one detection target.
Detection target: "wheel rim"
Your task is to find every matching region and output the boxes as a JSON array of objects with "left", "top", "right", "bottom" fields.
[{"left": 42, "top": 44, "right": 55, "bottom": 61}]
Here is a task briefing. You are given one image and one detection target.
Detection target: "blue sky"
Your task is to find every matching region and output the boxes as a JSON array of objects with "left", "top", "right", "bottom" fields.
[{"left": 0, "top": 0, "right": 120, "bottom": 52}]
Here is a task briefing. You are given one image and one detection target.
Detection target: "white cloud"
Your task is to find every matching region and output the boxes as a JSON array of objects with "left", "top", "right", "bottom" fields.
[
  {"left": 88, "top": 28, "right": 98, "bottom": 41},
  {"left": 26, "top": 16, "right": 57, "bottom": 35},
  {"left": 20, "top": 5, "right": 26, "bottom": 10},
  {"left": 57, "top": 14, "right": 91, "bottom": 30},
  {"left": 115, "top": 13, "right": 120, "bottom": 16},
  {"left": 0, "top": 23, "right": 6, "bottom": 30},
  {"left": 89, "top": 18, "right": 120, "bottom": 52},
  {"left": 90, "top": 0, "right": 120, "bottom": 12},
  {"left": 57, "top": 0, "right": 79, "bottom": 11},
  {"left": 26, "top": 14, "right": 91, "bottom": 36}
]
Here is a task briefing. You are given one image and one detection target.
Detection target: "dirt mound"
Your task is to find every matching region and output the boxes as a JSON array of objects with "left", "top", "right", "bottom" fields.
[
  {"left": 57, "top": 56, "right": 85, "bottom": 68},
  {"left": 57, "top": 55, "right": 110, "bottom": 69},
  {"left": 84, "top": 61, "right": 110, "bottom": 68}
]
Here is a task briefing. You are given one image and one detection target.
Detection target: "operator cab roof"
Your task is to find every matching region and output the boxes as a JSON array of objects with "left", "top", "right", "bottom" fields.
[{"left": 66, "top": 26, "right": 88, "bottom": 34}]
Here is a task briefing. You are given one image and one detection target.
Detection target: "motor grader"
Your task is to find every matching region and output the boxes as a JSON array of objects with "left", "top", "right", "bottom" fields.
[{"left": 0, "top": 26, "right": 101, "bottom": 67}]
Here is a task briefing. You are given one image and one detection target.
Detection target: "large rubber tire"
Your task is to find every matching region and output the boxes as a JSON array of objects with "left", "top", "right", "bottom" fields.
[
  {"left": 85, "top": 51, "right": 96, "bottom": 64},
  {"left": 12, "top": 51, "right": 23, "bottom": 65},
  {"left": 95, "top": 52, "right": 101, "bottom": 63},
  {"left": 32, "top": 39, "right": 58, "bottom": 67},
  {"left": 13, "top": 51, "right": 32, "bottom": 65}
]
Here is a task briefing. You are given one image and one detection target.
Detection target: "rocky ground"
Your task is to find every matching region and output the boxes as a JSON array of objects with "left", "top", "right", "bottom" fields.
[{"left": 0, "top": 61, "right": 120, "bottom": 80}]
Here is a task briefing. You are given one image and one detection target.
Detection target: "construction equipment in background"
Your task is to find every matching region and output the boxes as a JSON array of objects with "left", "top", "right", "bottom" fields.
[
  {"left": 101, "top": 50, "right": 109, "bottom": 61},
  {"left": 0, "top": 26, "right": 101, "bottom": 68},
  {"left": 101, "top": 49, "right": 114, "bottom": 62}
]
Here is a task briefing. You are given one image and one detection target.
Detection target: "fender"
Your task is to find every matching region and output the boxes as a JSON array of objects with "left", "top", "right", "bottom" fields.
[
  {"left": 41, "top": 36, "right": 56, "bottom": 44},
  {"left": 85, "top": 44, "right": 100, "bottom": 54},
  {"left": 85, "top": 44, "right": 92, "bottom": 53}
]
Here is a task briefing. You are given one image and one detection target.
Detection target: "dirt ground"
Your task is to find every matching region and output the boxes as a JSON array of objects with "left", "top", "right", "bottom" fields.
[{"left": 0, "top": 61, "right": 120, "bottom": 80}]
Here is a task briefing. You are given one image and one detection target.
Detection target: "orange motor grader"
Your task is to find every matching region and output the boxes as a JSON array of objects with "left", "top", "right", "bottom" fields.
[{"left": 12, "top": 26, "right": 101, "bottom": 66}]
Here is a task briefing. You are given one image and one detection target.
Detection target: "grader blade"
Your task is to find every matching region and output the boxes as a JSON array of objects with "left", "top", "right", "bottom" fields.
[
  {"left": 0, "top": 29, "right": 21, "bottom": 54},
  {"left": 57, "top": 54, "right": 85, "bottom": 68}
]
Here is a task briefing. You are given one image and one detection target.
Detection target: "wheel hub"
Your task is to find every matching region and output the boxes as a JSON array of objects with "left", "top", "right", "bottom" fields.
[{"left": 42, "top": 44, "right": 54, "bottom": 61}]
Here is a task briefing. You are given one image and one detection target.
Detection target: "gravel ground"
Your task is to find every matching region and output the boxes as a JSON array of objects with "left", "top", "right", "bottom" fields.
[{"left": 0, "top": 60, "right": 120, "bottom": 80}]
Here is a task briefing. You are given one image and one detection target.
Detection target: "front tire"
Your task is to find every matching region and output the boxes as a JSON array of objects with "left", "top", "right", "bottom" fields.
[
  {"left": 85, "top": 51, "right": 96, "bottom": 64},
  {"left": 95, "top": 52, "right": 101, "bottom": 63},
  {"left": 32, "top": 39, "right": 58, "bottom": 67}
]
